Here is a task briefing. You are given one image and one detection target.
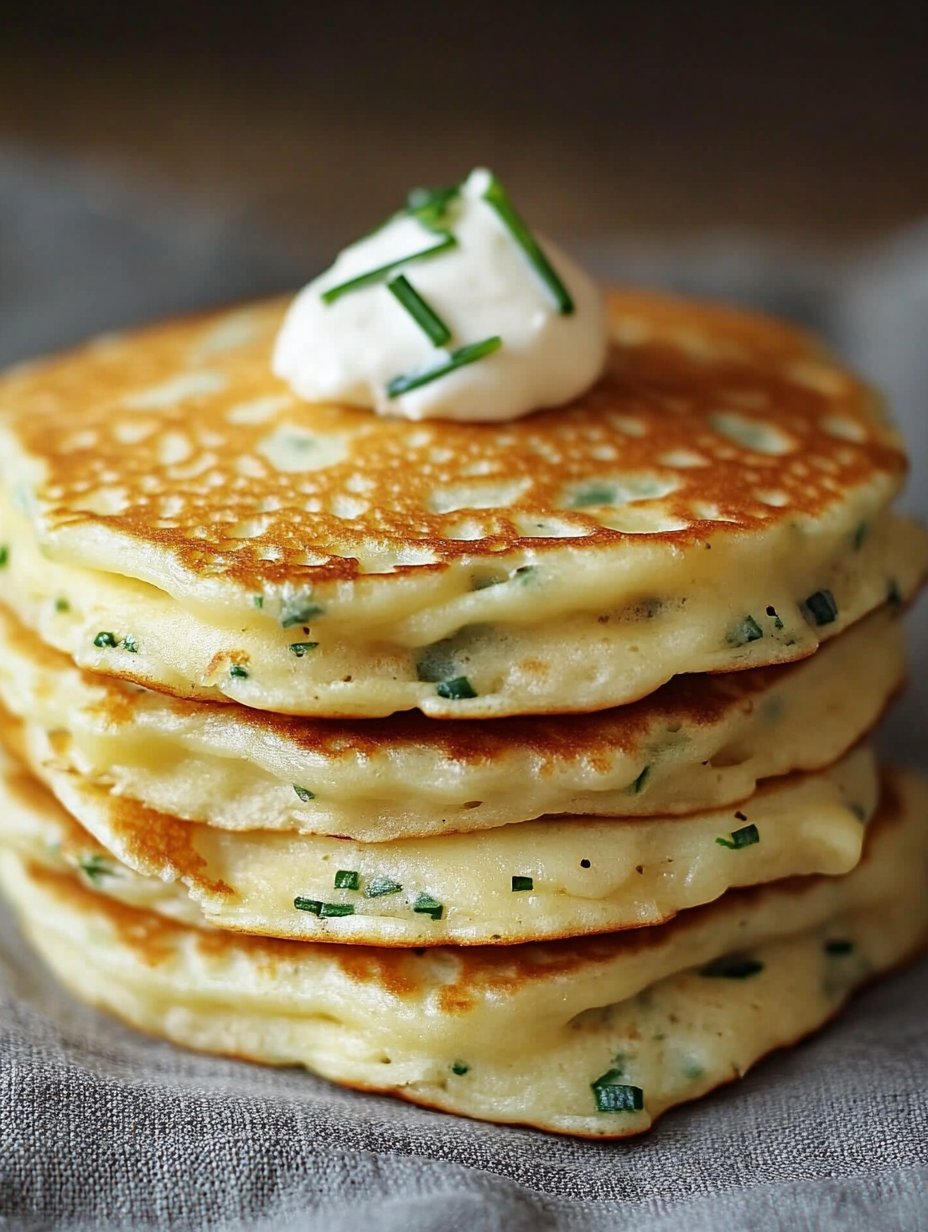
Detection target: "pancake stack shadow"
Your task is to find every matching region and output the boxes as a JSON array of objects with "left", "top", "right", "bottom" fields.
[{"left": 0, "top": 291, "right": 926, "bottom": 1137}]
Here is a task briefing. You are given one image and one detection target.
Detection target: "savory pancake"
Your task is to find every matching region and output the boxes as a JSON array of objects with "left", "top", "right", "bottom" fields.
[
  {"left": 1, "top": 767, "right": 924, "bottom": 1137},
  {"left": 0, "top": 599, "right": 904, "bottom": 838},
  {"left": 0, "top": 740, "right": 878, "bottom": 944},
  {"left": 1, "top": 293, "right": 924, "bottom": 718}
]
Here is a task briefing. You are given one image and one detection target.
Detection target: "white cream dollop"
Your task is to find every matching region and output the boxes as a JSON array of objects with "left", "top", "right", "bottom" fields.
[{"left": 272, "top": 168, "right": 608, "bottom": 423}]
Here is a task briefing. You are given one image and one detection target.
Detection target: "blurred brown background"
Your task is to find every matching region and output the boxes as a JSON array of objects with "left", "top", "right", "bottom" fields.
[{"left": 3, "top": 0, "right": 927, "bottom": 253}]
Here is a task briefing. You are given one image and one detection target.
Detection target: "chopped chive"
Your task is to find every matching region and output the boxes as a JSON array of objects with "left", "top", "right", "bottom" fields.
[
  {"left": 801, "top": 589, "right": 838, "bottom": 627},
  {"left": 700, "top": 955, "right": 764, "bottom": 979},
  {"left": 55, "top": 597, "right": 70, "bottom": 613},
  {"left": 366, "top": 875, "right": 403, "bottom": 898},
  {"left": 853, "top": 523, "right": 869, "bottom": 551},
  {"left": 450, "top": 1060, "right": 470, "bottom": 1076},
  {"left": 78, "top": 854, "right": 113, "bottom": 884},
  {"left": 289, "top": 642, "right": 319, "bottom": 658},
  {"left": 252, "top": 595, "right": 265, "bottom": 610},
  {"left": 511, "top": 875, "right": 534, "bottom": 892},
  {"left": 406, "top": 184, "right": 460, "bottom": 230},
  {"left": 570, "top": 485, "right": 616, "bottom": 508},
  {"left": 322, "top": 235, "right": 458, "bottom": 304},
  {"left": 483, "top": 173, "right": 574, "bottom": 314},
  {"left": 387, "top": 335, "right": 502, "bottom": 399},
  {"left": 849, "top": 802, "right": 867, "bottom": 822},
  {"left": 281, "top": 599, "right": 324, "bottom": 628},
  {"left": 387, "top": 274, "right": 452, "bottom": 347},
  {"left": 727, "top": 615, "right": 764, "bottom": 646},
  {"left": 413, "top": 893, "right": 444, "bottom": 921},
  {"left": 765, "top": 604, "right": 784, "bottom": 630},
  {"left": 825, "top": 939, "right": 854, "bottom": 956},
  {"left": 716, "top": 823, "right": 760, "bottom": 850},
  {"left": 435, "top": 676, "right": 478, "bottom": 701},
  {"left": 293, "top": 785, "right": 315, "bottom": 803},
  {"left": 293, "top": 897, "right": 355, "bottom": 918},
  {"left": 0, "top": 546, "right": 8, "bottom": 567},
  {"left": 93, "top": 632, "right": 118, "bottom": 648},
  {"left": 121, "top": 636, "right": 140, "bottom": 654},
  {"left": 628, "top": 765, "right": 651, "bottom": 795},
  {"left": 591, "top": 1071, "right": 644, "bottom": 1113},
  {"left": 229, "top": 663, "right": 249, "bottom": 679},
  {"left": 887, "top": 578, "right": 902, "bottom": 608},
  {"left": 334, "top": 870, "right": 360, "bottom": 891}
]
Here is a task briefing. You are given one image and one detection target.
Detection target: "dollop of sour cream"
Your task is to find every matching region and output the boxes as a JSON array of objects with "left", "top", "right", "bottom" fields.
[{"left": 273, "top": 168, "right": 607, "bottom": 423}]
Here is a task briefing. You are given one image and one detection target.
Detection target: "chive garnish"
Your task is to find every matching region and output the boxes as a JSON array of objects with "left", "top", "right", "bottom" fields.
[
  {"left": 93, "top": 632, "right": 118, "bottom": 648},
  {"left": 853, "top": 523, "right": 869, "bottom": 551},
  {"left": 765, "top": 604, "right": 784, "bottom": 630},
  {"left": 229, "top": 663, "right": 249, "bottom": 679},
  {"left": 253, "top": 595, "right": 265, "bottom": 610},
  {"left": 413, "top": 893, "right": 444, "bottom": 921},
  {"left": 55, "top": 597, "right": 70, "bottom": 613},
  {"left": 482, "top": 173, "right": 574, "bottom": 314},
  {"left": 78, "top": 854, "right": 113, "bottom": 884},
  {"left": 801, "top": 589, "right": 838, "bottom": 627},
  {"left": 322, "top": 235, "right": 458, "bottom": 304},
  {"left": 289, "top": 642, "right": 319, "bottom": 658},
  {"left": 716, "top": 823, "right": 760, "bottom": 850},
  {"left": 366, "top": 876, "right": 403, "bottom": 898},
  {"left": 293, "top": 898, "right": 355, "bottom": 918},
  {"left": 700, "top": 955, "right": 764, "bottom": 979},
  {"left": 293, "top": 785, "right": 315, "bottom": 803},
  {"left": 387, "top": 274, "right": 452, "bottom": 347},
  {"left": 281, "top": 599, "right": 324, "bottom": 628},
  {"left": 122, "top": 636, "right": 140, "bottom": 654},
  {"left": 887, "top": 579, "right": 902, "bottom": 608},
  {"left": 511, "top": 875, "right": 534, "bottom": 892},
  {"left": 406, "top": 184, "right": 460, "bottom": 230},
  {"left": 435, "top": 676, "right": 478, "bottom": 701},
  {"left": 591, "top": 1071, "right": 644, "bottom": 1113},
  {"left": 387, "top": 335, "right": 502, "bottom": 399},
  {"left": 450, "top": 1060, "right": 470, "bottom": 1076},
  {"left": 334, "top": 870, "right": 360, "bottom": 891},
  {"left": 570, "top": 485, "right": 617, "bottom": 509},
  {"left": 825, "top": 939, "right": 854, "bottom": 955},
  {"left": 727, "top": 615, "right": 764, "bottom": 646},
  {"left": 0, "top": 546, "right": 8, "bottom": 567},
  {"left": 628, "top": 765, "right": 651, "bottom": 795}
]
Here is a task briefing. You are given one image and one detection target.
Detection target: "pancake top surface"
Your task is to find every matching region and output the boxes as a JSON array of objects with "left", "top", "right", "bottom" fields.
[{"left": 0, "top": 291, "right": 905, "bottom": 593}]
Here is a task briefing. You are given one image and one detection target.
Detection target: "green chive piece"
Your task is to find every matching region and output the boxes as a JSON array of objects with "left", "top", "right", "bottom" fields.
[
  {"left": 727, "top": 615, "right": 764, "bottom": 646},
  {"left": 293, "top": 897, "right": 355, "bottom": 918},
  {"left": 78, "top": 854, "right": 113, "bottom": 885},
  {"left": 450, "top": 1060, "right": 470, "bottom": 1076},
  {"left": 366, "top": 876, "right": 403, "bottom": 899},
  {"left": 700, "top": 955, "right": 765, "bottom": 979},
  {"left": 483, "top": 173, "right": 574, "bottom": 314},
  {"left": 387, "top": 274, "right": 452, "bottom": 347},
  {"left": 765, "top": 604, "right": 784, "bottom": 630},
  {"left": 511, "top": 875, "right": 534, "bottom": 892},
  {"left": 322, "top": 235, "right": 458, "bottom": 304},
  {"left": 435, "top": 676, "right": 478, "bottom": 701},
  {"left": 289, "top": 642, "right": 319, "bottom": 658},
  {"left": 281, "top": 599, "right": 324, "bottom": 628},
  {"left": 716, "top": 823, "right": 760, "bottom": 850},
  {"left": 569, "top": 485, "right": 617, "bottom": 509},
  {"left": 93, "top": 632, "right": 118, "bottom": 648},
  {"left": 0, "top": 546, "right": 8, "bottom": 567},
  {"left": 413, "top": 893, "right": 444, "bottom": 921},
  {"left": 293, "top": 785, "right": 315, "bottom": 803},
  {"left": 229, "top": 663, "right": 249, "bottom": 680},
  {"left": 54, "top": 597, "right": 71, "bottom": 613},
  {"left": 801, "top": 589, "right": 838, "bottom": 627},
  {"left": 591, "top": 1071, "right": 645, "bottom": 1113},
  {"left": 121, "top": 636, "right": 140, "bottom": 654},
  {"left": 387, "top": 335, "right": 502, "bottom": 399},
  {"left": 253, "top": 595, "right": 265, "bottom": 610},
  {"left": 887, "top": 578, "right": 902, "bottom": 607},
  {"left": 334, "top": 870, "right": 360, "bottom": 891},
  {"left": 825, "top": 939, "right": 854, "bottom": 956},
  {"left": 406, "top": 184, "right": 460, "bottom": 230},
  {"left": 628, "top": 765, "right": 651, "bottom": 795},
  {"left": 853, "top": 523, "right": 869, "bottom": 551}
]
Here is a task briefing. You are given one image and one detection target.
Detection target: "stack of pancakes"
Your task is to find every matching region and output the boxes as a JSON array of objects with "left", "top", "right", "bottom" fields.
[{"left": 0, "top": 291, "right": 925, "bottom": 1137}]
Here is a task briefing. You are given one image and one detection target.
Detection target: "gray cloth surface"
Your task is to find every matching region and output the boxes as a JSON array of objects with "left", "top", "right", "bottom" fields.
[{"left": 0, "top": 148, "right": 926, "bottom": 1231}]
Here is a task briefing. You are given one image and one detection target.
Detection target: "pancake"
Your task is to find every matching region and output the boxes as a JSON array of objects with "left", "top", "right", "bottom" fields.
[
  {"left": 0, "top": 739, "right": 878, "bottom": 944},
  {"left": 1, "top": 293, "right": 924, "bottom": 719},
  {"left": 0, "top": 597, "right": 904, "bottom": 839},
  {"left": 1, "top": 767, "right": 924, "bottom": 1137}
]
